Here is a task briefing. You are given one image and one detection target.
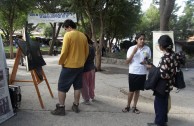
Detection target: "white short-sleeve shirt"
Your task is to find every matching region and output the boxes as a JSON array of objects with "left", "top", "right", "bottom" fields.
[{"left": 127, "top": 45, "right": 151, "bottom": 74}]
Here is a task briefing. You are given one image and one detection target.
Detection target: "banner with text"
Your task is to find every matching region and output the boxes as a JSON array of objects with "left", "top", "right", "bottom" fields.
[
  {"left": 0, "top": 36, "right": 14, "bottom": 124},
  {"left": 28, "top": 12, "right": 77, "bottom": 24}
]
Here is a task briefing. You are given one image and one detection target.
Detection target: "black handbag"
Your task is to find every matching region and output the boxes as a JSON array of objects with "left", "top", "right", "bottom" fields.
[
  {"left": 144, "top": 66, "right": 160, "bottom": 90},
  {"left": 145, "top": 65, "right": 168, "bottom": 96},
  {"left": 174, "top": 70, "right": 186, "bottom": 89}
]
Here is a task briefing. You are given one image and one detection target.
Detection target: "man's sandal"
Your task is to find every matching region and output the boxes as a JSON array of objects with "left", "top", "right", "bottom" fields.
[
  {"left": 122, "top": 106, "right": 130, "bottom": 113},
  {"left": 132, "top": 107, "right": 140, "bottom": 114}
]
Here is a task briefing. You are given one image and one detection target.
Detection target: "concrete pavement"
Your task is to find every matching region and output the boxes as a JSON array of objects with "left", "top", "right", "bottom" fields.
[{"left": 1, "top": 55, "right": 194, "bottom": 126}]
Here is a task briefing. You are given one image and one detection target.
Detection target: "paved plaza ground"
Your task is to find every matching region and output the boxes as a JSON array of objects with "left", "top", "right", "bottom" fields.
[{"left": 1, "top": 55, "right": 194, "bottom": 126}]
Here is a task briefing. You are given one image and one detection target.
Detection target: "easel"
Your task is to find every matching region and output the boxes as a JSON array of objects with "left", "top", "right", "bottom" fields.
[{"left": 9, "top": 48, "right": 54, "bottom": 109}]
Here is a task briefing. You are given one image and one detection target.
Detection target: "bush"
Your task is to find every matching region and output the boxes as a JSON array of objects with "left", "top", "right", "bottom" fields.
[
  {"left": 120, "top": 40, "right": 133, "bottom": 50},
  {"left": 183, "top": 43, "right": 194, "bottom": 56},
  {"left": 105, "top": 50, "right": 127, "bottom": 59},
  {"left": 44, "top": 25, "right": 52, "bottom": 38}
]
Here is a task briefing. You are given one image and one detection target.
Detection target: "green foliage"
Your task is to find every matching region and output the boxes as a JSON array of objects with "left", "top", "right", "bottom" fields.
[
  {"left": 4, "top": 46, "right": 17, "bottom": 53},
  {"left": 0, "top": 0, "right": 36, "bottom": 43},
  {"left": 173, "top": 0, "right": 194, "bottom": 40},
  {"left": 4, "top": 45, "right": 50, "bottom": 53},
  {"left": 138, "top": 5, "right": 160, "bottom": 41},
  {"left": 146, "top": 41, "right": 153, "bottom": 55},
  {"left": 68, "top": 0, "right": 142, "bottom": 41},
  {"left": 106, "top": 50, "right": 127, "bottom": 59},
  {"left": 44, "top": 25, "right": 52, "bottom": 38},
  {"left": 105, "top": 0, "right": 141, "bottom": 40},
  {"left": 30, "top": 36, "right": 37, "bottom": 42},
  {"left": 35, "top": 0, "right": 70, "bottom": 13}
]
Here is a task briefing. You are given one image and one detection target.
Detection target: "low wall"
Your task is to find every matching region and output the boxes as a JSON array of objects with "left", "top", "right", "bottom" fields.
[
  {"left": 5, "top": 53, "right": 194, "bottom": 68},
  {"left": 101, "top": 57, "right": 194, "bottom": 68},
  {"left": 101, "top": 57, "right": 126, "bottom": 65},
  {"left": 5, "top": 51, "right": 49, "bottom": 58}
]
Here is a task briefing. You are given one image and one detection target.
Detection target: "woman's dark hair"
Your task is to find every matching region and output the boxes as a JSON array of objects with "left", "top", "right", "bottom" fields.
[
  {"left": 158, "top": 35, "right": 173, "bottom": 52},
  {"left": 85, "top": 34, "right": 93, "bottom": 45},
  {"left": 62, "top": 19, "right": 76, "bottom": 29},
  {"left": 133, "top": 33, "right": 145, "bottom": 45}
]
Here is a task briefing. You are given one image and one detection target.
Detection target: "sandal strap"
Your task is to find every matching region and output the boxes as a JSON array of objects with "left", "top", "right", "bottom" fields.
[
  {"left": 132, "top": 107, "right": 140, "bottom": 114},
  {"left": 122, "top": 106, "right": 130, "bottom": 112}
]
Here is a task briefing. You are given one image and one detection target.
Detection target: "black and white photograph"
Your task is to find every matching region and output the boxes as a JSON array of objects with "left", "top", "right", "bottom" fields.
[{"left": 0, "top": 97, "right": 10, "bottom": 116}]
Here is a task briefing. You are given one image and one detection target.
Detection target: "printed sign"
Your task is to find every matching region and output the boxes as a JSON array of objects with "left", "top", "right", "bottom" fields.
[
  {"left": 28, "top": 12, "right": 77, "bottom": 24},
  {"left": 152, "top": 31, "right": 174, "bottom": 66},
  {"left": 0, "top": 36, "right": 14, "bottom": 124}
]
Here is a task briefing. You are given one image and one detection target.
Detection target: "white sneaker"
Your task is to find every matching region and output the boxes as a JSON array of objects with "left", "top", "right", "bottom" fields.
[
  {"left": 83, "top": 100, "right": 90, "bottom": 105},
  {"left": 91, "top": 98, "right": 96, "bottom": 102}
]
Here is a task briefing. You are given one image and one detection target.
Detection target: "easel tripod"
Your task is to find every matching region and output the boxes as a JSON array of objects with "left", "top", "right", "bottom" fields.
[{"left": 9, "top": 48, "right": 54, "bottom": 109}]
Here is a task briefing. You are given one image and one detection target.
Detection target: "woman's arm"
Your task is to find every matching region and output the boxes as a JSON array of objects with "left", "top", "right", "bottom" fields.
[{"left": 126, "top": 46, "right": 138, "bottom": 64}]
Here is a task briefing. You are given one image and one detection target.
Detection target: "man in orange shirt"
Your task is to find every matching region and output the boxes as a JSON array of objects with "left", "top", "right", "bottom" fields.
[{"left": 51, "top": 19, "right": 89, "bottom": 115}]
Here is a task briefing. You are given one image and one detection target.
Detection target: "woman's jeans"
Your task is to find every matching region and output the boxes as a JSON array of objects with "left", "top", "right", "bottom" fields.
[{"left": 154, "top": 94, "right": 169, "bottom": 125}]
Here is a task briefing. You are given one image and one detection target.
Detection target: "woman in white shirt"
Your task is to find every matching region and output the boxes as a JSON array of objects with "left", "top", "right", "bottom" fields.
[{"left": 122, "top": 33, "right": 151, "bottom": 114}]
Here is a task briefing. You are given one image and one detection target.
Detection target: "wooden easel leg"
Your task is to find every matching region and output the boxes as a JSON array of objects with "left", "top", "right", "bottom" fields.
[
  {"left": 10, "top": 48, "right": 22, "bottom": 84},
  {"left": 42, "top": 69, "right": 54, "bottom": 98},
  {"left": 31, "top": 71, "right": 44, "bottom": 109},
  {"left": 34, "top": 84, "right": 45, "bottom": 109}
]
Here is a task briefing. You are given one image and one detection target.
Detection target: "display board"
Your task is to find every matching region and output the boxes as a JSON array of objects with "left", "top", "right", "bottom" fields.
[
  {"left": 15, "top": 28, "right": 46, "bottom": 80},
  {"left": 0, "top": 36, "right": 14, "bottom": 124},
  {"left": 10, "top": 27, "right": 53, "bottom": 109},
  {"left": 152, "top": 31, "right": 174, "bottom": 66}
]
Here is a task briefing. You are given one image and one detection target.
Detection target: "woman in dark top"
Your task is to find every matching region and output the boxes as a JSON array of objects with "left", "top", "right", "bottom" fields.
[
  {"left": 147, "top": 35, "right": 180, "bottom": 126},
  {"left": 81, "top": 34, "right": 96, "bottom": 105}
]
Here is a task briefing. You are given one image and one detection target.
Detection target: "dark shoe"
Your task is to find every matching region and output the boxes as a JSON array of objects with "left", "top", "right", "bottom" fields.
[
  {"left": 122, "top": 106, "right": 130, "bottom": 113},
  {"left": 132, "top": 107, "right": 140, "bottom": 114},
  {"left": 72, "top": 103, "right": 80, "bottom": 113},
  {"left": 147, "top": 123, "right": 158, "bottom": 126},
  {"left": 147, "top": 123, "right": 167, "bottom": 126},
  {"left": 51, "top": 103, "right": 65, "bottom": 116}
]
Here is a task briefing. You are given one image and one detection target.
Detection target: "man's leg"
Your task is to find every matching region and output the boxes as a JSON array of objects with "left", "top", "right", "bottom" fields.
[
  {"left": 51, "top": 90, "right": 66, "bottom": 115},
  {"left": 58, "top": 91, "right": 66, "bottom": 105},
  {"left": 74, "top": 89, "right": 80, "bottom": 105},
  {"left": 72, "top": 67, "right": 83, "bottom": 113},
  {"left": 72, "top": 89, "right": 81, "bottom": 113},
  {"left": 51, "top": 67, "right": 68, "bottom": 116}
]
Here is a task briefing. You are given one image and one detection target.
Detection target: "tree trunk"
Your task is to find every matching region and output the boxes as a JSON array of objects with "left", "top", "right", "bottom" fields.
[
  {"left": 160, "top": 0, "right": 175, "bottom": 31},
  {"left": 9, "top": 2, "right": 16, "bottom": 59},
  {"left": 48, "top": 23, "right": 56, "bottom": 55},
  {"left": 48, "top": 23, "right": 57, "bottom": 55},
  {"left": 95, "top": 12, "right": 105, "bottom": 71},
  {"left": 48, "top": 23, "right": 63, "bottom": 55},
  {"left": 9, "top": 28, "right": 14, "bottom": 59},
  {"left": 85, "top": 9, "right": 99, "bottom": 70}
]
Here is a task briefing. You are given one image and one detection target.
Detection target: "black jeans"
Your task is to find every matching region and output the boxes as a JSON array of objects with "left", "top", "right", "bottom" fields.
[{"left": 154, "top": 94, "right": 168, "bottom": 125}]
